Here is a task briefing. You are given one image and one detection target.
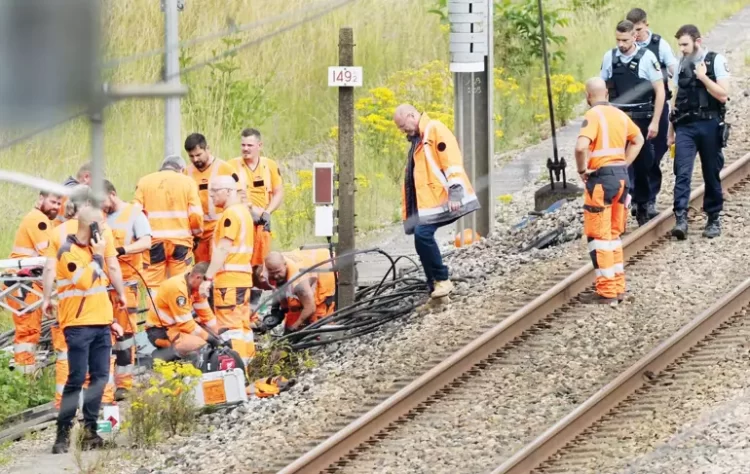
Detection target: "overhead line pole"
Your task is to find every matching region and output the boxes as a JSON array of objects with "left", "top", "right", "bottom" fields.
[{"left": 163, "top": 0, "right": 184, "bottom": 159}]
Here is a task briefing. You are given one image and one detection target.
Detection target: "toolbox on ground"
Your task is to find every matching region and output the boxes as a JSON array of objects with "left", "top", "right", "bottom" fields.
[{"left": 192, "top": 368, "right": 248, "bottom": 408}]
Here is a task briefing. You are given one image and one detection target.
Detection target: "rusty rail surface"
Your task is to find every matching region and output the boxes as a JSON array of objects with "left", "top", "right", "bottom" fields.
[
  {"left": 495, "top": 275, "right": 750, "bottom": 474},
  {"left": 278, "top": 152, "right": 750, "bottom": 474}
]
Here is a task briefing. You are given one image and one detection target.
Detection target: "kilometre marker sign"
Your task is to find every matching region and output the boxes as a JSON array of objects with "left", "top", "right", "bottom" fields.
[{"left": 328, "top": 66, "right": 363, "bottom": 87}]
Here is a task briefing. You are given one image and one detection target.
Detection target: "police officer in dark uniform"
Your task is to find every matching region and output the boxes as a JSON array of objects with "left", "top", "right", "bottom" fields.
[
  {"left": 600, "top": 20, "right": 666, "bottom": 226},
  {"left": 668, "top": 24, "right": 730, "bottom": 240},
  {"left": 627, "top": 8, "right": 678, "bottom": 219}
]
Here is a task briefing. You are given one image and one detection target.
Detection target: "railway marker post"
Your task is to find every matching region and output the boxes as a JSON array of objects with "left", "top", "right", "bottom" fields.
[
  {"left": 450, "top": 0, "right": 494, "bottom": 239},
  {"left": 329, "top": 27, "right": 360, "bottom": 309}
]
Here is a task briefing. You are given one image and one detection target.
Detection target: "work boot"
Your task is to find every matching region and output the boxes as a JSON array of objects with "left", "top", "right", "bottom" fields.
[
  {"left": 636, "top": 207, "right": 650, "bottom": 227},
  {"left": 703, "top": 212, "right": 721, "bottom": 239},
  {"left": 430, "top": 279, "right": 454, "bottom": 299},
  {"left": 580, "top": 292, "right": 618, "bottom": 306},
  {"left": 51, "top": 424, "right": 71, "bottom": 454},
  {"left": 114, "top": 387, "right": 128, "bottom": 402},
  {"left": 80, "top": 428, "right": 105, "bottom": 451},
  {"left": 646, "top": 202, "right": 659, "bottom": 220},
  {"left": 671, "top": 210, "right": 688, "bottom": 240}
]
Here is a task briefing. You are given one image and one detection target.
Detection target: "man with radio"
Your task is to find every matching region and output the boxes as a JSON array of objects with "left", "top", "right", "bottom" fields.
[{"left": 50, "top": 206, "right": 125, "bottom": 454}]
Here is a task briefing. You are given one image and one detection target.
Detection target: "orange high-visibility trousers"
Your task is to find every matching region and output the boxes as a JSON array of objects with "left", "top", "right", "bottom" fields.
[
  {"left": 143, "top": 241, "right": 194, "bottom": 288},
  {"left": 52, "top": 325, "right": 116, "bottom": 410},
  {"left": 214, "top": 287, "right": 255, "bottom": 363},
  {"left": 111, "top": 284, "right": 139, "bottom": 391},
  {"left": 285, "top": 296, "right": 336, "bottom": 330},
  {"left": 251, "top": 225, "right": 272, "bottom": 267},
  {"left": 6, "top": 281, "right": 43, "bottom": 373},
  {"left": 583, "top": 165, "right": 629, "bottom": 299},
  {"left": 194, "top": 234, "right": 213, "bottom": 264}
]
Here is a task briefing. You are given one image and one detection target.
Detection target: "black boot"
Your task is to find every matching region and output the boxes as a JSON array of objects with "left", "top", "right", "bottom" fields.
[
  {"left": 114, "top": 387, "right": 128, "bottom": 402},
  {"left": 671, "top": 210, "right": 688, "bottom": 240},
  {"left": 636, "top": 206, "right": 650, "bottom": 226},
  {"left": 646, "top": 202, "right": 659, "bottom": 220},
  {"left": 80, "top": 427, "right": 105, "bottom": 451},
  {"left": 51, "top": 424, "right": 71, "bottom": 454},
  {"left": 703, "top": 212, "right": 721, "bottom": 238}
]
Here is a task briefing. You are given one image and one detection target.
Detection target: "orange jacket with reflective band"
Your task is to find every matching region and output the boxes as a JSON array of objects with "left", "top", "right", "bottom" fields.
[
  {"left": 106, "top": 202, "right": 145, "bottom": 284},
  {"left": 229, "top": 156, "right": 282, "bottom": 209},
  {"left": 213, "top": 203, "right": 254, "bottom": 288},
  {"left": 53, "top": 176, "right": 80, "bottom": 228},
  {"left": 133, "top": 170, "right": 203, "bottom": 247},
  {"left": 55, "top": 235, "right": 114, "bottom": 329},
  {"left": 145, "top": 273, "right": 216, "bottom": 339},
  {"left": 578, "top": 103, "right": 641, "bottom": 170},
  {"left": 278, "top": 248, "right": 336, "bottom": 311},
  {"left": 401, "top": 113, "right": 480, "bottom": 229},
  {"left": 10, "top": 209, "right": 54, "bottom": 258},
  {"left": 185, "top": 158, "right": 238, "bottom": 239}
]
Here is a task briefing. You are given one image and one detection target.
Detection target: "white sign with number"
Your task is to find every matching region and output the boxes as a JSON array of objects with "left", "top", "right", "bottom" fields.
[{"left": 328, "top": 66, "right": 363, "bottom": 87}]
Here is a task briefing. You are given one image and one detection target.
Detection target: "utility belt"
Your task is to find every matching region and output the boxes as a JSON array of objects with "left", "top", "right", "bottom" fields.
[
  {"left": 612, "top": 102, "right": 654, "bottom": 120},
  {"left": 589, "top": 163, "right": 628, "bottom": 178},
  {"left": 670, "top": 108, "right": 730, "bottom": 148}
]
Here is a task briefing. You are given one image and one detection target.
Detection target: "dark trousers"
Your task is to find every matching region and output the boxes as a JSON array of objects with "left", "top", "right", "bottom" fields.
[
  {"left": 648, "top": 103, "right": 671, "bottom": 204},
  {"left": 673, "top": 118, "right": 724, "bottom": 214},
  {"left": 626, "top": 118, "right": 655, "bottom": 206},
  {"left": 414, "top": 223, "right": 449, "bottom": 290},
  {"left": 58, "top": 325, "right": 112, "bottom": 431}
]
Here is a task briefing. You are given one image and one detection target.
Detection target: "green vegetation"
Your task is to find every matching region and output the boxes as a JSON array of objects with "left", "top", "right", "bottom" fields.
[
  {"left": 0, "top": 354, "right": 55, "bottom": 425},
  {"left": 0, "top": 0, "right": 747, "bottom": 253}
]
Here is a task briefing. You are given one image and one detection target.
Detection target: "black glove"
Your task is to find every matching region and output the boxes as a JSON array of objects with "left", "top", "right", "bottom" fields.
[
  {"left": 193, "top": 236, "right": 201, "bottom": 251},
  {"left": 206, "top": 333, "right": 221, "bottom": 348},
  {"left": 116, "top": 247, "right": 126, "bottom": 257}
]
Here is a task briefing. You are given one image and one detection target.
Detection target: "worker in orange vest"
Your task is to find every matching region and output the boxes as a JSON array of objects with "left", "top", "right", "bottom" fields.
[
  {"left": 102, "top": 179, "right": 152, "bottom": 400},
  {"left": 575, "top": 77, "right": 645, "bottom": 305},
  {"left": 199, "top": 175, "right": 255, "bottom": 363},
  {"left": 145, "top": 262, "right": 221, "bottom": 361},
  {"left": 133, "top": 155, "right": 203, "bottom": 293},
  {"left": 46, "top": 206, "right": 124, "bottom": 454},
  {"left": 43, "top": 190, "right": 123, "bottom": 411},
  {"left": 393, "top": 103, "right": 479, "bottom": 300},
  {"left": 6, "top": 191, "right": 62, "bottom": 373},
  {"left": 184, "top": 133, "right": 240, "bottom": 264},
  {"left": 264, "top": 249, "right": 336, "bottom": 332},
  {"left": 229, "top": 128, "right": 284, "bottom": 304}
]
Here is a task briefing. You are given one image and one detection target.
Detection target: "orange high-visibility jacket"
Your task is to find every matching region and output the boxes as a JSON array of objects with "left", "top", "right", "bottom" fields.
[
  {"left": 280, "top": 248, "right": 336, "bottom": 311},
  {"left": 401, "top": 113, "right": 480, "bottom": 231},
  {"left": 213, "top": 203, "right": 255, "bottom": 289},
  {"left": 185, "top": 158, "right": 238, "bottom": 239},
  {"left": 53, "top": 176, "right": 80, "bottom": 228},
  {"left": 10, "top": 209, "right": 55, "bottom": 258},
  {"left": 133, "top": 170, "right": 203, "bottom": 247},
  {"left": 55, "top": 235, "right": 113, "bottom": 329},
  {"left": 145, "top": 272, "right": 217, "bottom": 339},
  {"left": 229, "top": 156, "right": 283, "bottom": 209},
  {"left": 46, "top": 218, "right": 118, "bottom": 262},
  {"left": 107, "top": 202, "right": 147, "bottom": 284},
  {"left": 578, "top": 103, "right": 641, "bottom": 170}
]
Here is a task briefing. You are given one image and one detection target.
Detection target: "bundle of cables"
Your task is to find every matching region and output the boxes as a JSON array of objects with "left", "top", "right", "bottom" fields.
[{"left": 253, "top": 248, "right": 435, "bottom": 351}]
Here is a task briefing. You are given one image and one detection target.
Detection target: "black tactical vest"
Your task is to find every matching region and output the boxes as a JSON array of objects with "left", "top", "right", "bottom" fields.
[
  {"left": 607, "top": 48, "right": 656, "bottom": 110},
  {"left": 675, "top": 51, "right": 723, "bottom": 115},
  {"left": 645, "top": 33, "right": 672, "bottom": 101}
]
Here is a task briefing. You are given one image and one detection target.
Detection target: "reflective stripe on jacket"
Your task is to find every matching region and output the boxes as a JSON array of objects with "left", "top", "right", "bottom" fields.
[
  {"left": 133, "top": 170, "right": 203, "bottom": 246},
  {"left": 107, "top": 202, "right": 144, "bottom": 283},
  {"left": 186, "top": 158, "right": 238, "bottom": 239},
  {"left": 401, "top": 113, "right": 480, "bottom": 234},
  {"left": 144, "top": 272, "right": 216, "bottom": 339},
  {"left": 55, "top": 235, "right": 113, "bottom": 329},
  {"left": 10, "top": 209, "right": 54, "bottom": 258},
  {"left": 213, "top": 203, "right": 255, "bottom": 288}
]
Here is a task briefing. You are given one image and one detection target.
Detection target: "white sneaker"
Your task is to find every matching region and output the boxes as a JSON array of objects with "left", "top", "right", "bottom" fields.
[{"left": 430, "top": 279, "right": 454, "bottom": 299}]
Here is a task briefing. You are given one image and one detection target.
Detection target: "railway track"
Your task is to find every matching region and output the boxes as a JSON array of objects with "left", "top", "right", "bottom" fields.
[
  {"left": 274, "top": 151, "right": 750, "bottom": 474},
  {"left": 503, "top": 275, "right": 750, "bottom": 474}
]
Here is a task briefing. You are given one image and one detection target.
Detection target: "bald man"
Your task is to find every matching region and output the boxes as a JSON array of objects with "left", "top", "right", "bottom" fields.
[
  {"left": 199, "top": 175, "right": 256, "bottom": 364},
  {"left": 264, "top": 249, "right": 336, "bottom": 332},
  {"left": 393, "top": 103, "right": 479, "bottom": 299},
  {"left": 575, "top": 77, "right": 644, "bottom": 305}
]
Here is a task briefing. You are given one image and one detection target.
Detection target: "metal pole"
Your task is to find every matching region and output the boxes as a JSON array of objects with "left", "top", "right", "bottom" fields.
[
  {"left": 164, "top": 0, "right": 182, "bottom": 158},
  {"left": 537, "top": 0, "right": 559, "bottom": 164},
  {"left": 89, "top": 106, "right": 105, "bottom": 207},
  {"left": 336, "top": 27, "right": 356, "bottom": 309}
]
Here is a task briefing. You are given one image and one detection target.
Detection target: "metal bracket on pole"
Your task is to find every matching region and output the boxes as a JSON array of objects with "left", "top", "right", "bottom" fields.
[{"left": 161, "top": 0, "right": 185, "bottom": 12}]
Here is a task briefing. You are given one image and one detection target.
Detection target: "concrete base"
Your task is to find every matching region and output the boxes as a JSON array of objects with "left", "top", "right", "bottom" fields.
[{"left": 534, "top": 182, "right": 583, "bottom": 212}]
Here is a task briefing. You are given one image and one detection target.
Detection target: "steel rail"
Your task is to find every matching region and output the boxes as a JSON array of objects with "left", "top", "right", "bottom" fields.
[{"left": 277, "top": 151, "right": 750, "bottom": 474}]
